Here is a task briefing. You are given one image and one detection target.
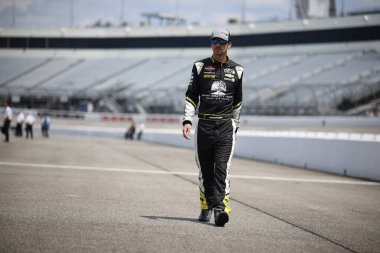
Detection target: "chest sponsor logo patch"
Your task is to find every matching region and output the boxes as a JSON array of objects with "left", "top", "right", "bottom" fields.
[
  {"left": 205, "top": 66, "right": 216, "bottom": 71},
  {"left": 210, "top": 80, "right": 227, "bottom": 96},
  {"left": 224, "top": 68, "right": 236, "bottom": 74},
  {"left": 224, "top": 78, "right": 235, "bottom": 82}
]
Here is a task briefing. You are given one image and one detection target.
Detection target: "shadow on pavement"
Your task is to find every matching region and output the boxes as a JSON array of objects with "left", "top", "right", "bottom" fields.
[{"left": 141, "top": 215, "right": 215, "bottom": 226}]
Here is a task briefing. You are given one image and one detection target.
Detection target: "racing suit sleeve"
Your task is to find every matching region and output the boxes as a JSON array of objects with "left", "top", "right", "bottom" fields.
[
  {"left": 183, "top": 63, "right": 201, "bottom": 126},
  {"left": 233, "top": 67, "right": 243, "bottom": 130}
]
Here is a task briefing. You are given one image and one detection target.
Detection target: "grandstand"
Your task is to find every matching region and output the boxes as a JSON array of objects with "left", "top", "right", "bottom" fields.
[{"left": 0, "top": 14, "right": 379, "bottom": 116}]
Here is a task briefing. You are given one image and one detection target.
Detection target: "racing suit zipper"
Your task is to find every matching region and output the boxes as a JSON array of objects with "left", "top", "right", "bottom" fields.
[
  {"left": 217, "top": 63, "right": 223, "bottom": 113},
  {"left": 219, "top": 63, "right": 223, "bottom": 82}
]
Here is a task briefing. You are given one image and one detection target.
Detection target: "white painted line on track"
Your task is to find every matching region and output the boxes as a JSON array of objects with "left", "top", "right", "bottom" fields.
[
  {"left": 230, "top": 175, "right": 379, "bottom": 185},
  {"left": 1, "top": 161, "right": 379, "bottom": 186},
  {"left": 0, "top": 161, "right": 196, "bottom": 175},
  {"left": 53, "top": 125, "right": 380, "bottom": 142}
]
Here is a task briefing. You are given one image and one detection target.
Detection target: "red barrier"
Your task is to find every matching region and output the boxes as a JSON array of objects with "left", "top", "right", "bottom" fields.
[{"left": 101, "top": 115, "right": 180, "bottom": 123}]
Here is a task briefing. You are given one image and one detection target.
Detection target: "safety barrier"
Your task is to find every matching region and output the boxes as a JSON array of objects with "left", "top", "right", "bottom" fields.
[
  {"left": 142, "top": 128, "right": 380, "bottom": 182},
  {"left": 52, "top": 114, "right": 380, "bottom": 182}
]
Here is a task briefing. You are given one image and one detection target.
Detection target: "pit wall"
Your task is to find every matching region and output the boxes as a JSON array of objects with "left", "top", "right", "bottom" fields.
[
  {"left": 141, "top": 128, "right": 380, "bottom": 181},
  {"left": 59, "top": 114, "right": 380, "bottom": 181},
  {"left": 139, "top": 115, "right": 380, "bottom": 182}
]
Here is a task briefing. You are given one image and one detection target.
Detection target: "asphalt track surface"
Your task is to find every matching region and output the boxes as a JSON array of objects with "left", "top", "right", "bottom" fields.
[{"left": 1, "top": 134, "right": 379, "bottom": 253}]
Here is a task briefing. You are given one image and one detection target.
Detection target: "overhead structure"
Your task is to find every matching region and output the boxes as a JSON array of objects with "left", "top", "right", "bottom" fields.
[
  {"left": 296, "top": 0, "right": 336, "bottom": 19},
  {"left": 141, "top": 12, "right": 186, "bottom": 26}
]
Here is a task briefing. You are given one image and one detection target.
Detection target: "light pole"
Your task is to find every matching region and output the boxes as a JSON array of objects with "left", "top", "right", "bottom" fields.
[
  {"left": 70, "top": 0, "right": 74, "bottom": 27},
  {"left": 12, "top": 0, "right": 16, "bottom": 26},
  {"left": 120, "top": 0, "right": 125, "bottom": 25},
  {"left": 175, "top": 0, "right": 179, "bottom": 25},
  {"left": 289, "top": 0, "right": 294, "bottom": 20},
  {"left": 241, "top": 0, "right": 246, "bottom": 24}
]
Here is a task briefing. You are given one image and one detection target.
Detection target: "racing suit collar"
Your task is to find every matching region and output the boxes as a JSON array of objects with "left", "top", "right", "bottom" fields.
[{"left": 211, "top": 55, "right": 229, "bottom": 66}]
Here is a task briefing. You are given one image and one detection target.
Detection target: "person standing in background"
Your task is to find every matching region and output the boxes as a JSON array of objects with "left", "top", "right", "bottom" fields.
[
  {"left": 15, "top": 111, "right": 25, "bottom": 137},
  {"left": 41, "top": 113, "right": 51, "bottom": 138},
  {"left": 25, "top": 112, "right": 35, "bottom": 139},
  {"left": 2, "top": 101, "right": 13, "bottom": 142},
  {"left": 125, "top": 122, "right": 136, "bottom": 140},
  {"left": 136, "top": 121, "right": 145, "bottom": 140}
]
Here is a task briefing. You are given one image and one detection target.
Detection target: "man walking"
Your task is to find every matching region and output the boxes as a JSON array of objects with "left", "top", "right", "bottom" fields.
[
  {"left": 182, "top": 29, "right": 243, "bottom": 227},
  {"left": 2, "top": 101, "right": 13, "bottom": 142}
]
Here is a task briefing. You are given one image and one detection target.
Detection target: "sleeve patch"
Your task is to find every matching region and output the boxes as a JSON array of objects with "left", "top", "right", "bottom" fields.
[
  {"left": 195, "top": 62, "right": 204, "bottom": 75},
  {"left": 235, "top": 66, "right": 244, "bottom": 79}
]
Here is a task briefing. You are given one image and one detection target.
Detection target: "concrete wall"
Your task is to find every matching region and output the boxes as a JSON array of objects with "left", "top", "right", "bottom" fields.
[
  {"left": 240, "top": 115, "right": 380, "bottom": 128},
  {"left": 142, "top": 129, "right": 380, "bottom": 182},
  {"left": 52, "top": 115, "right": 380, "bottom": 181},
  {"left": 235, "top": 133, "right": 380, "bottom": 181}
]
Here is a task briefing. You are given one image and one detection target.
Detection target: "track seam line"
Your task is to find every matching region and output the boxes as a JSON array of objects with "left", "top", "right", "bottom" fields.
[
  {"left": 121, "top": 150, "right": 360, "bottom": 253},
  {"left": 231, "top": 199, "right": 359, "bottom": 253}
]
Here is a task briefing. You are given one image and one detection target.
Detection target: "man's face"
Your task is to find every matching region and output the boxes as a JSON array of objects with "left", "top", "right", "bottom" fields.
[{"left": 211, "top": 38, "right": 231, "bottom": 57}]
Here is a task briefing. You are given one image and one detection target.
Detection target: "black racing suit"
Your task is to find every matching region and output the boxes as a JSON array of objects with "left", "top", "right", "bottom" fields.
[{"left": 183, "top": 56, "right": 243, "bottom": 213}]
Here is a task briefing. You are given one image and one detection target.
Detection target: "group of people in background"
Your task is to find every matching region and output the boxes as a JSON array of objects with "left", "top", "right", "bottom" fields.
[
  {"left": 125, "top": 121, "right": 145, "bottom": 140},
  {"left": 1, "top": 101, "right": 51, "bottom": 143}
]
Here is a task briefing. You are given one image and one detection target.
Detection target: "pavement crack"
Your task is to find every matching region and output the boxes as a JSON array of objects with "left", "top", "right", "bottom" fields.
[
  {"left": 114, "top": 145, "right": 359, "bottom": 253},
  {"left": 231, "top": 198, "right": 360, "bottom": 253}
]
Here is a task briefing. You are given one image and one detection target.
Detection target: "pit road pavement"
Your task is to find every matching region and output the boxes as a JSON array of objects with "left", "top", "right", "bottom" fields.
[{"left": 0, "top": 135, "right": 379, "bottom": 253}]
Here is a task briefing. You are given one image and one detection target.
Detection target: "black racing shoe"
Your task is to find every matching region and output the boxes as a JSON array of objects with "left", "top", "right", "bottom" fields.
[
  {"left": 198, "top": 209, "right": 213, "bottom": 222},
  {"left": 214, "top": 209, "right": 229, "bottom": 227}
]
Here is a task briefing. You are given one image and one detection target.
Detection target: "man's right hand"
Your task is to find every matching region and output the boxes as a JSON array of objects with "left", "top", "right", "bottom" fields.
[{"left": 182, "top": 124, "right": 192, "bottom": 140}]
